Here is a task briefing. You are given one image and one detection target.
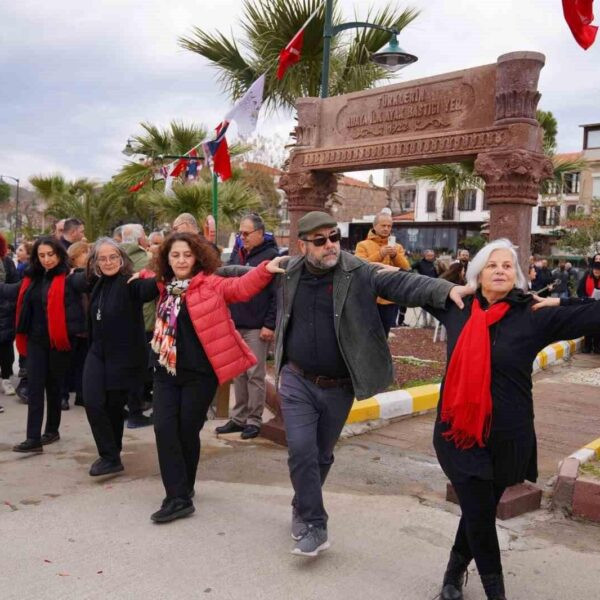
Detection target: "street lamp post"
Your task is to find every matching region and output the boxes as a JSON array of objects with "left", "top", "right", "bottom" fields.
[
  {"left": 320, "top": 0, "right": 418, "bottom": 99},
  {"left": 0, "top": 174, "right": 20, "bottom": 244}
]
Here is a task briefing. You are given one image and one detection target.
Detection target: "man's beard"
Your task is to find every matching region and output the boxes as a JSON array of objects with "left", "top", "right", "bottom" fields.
[{"left": 306, "top": 249, "right": 340, "bottom": 270}]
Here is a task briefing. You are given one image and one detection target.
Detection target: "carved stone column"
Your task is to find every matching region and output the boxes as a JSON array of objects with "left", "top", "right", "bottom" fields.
[
  {"left": 279, "top": 170, "right": 338, "bottom": 254},
  {"left": 475, "top": 149, "right": 553, "bottom": 271},
  {"left": 474, "top": 51, "right": 552, "bottom": 271}
]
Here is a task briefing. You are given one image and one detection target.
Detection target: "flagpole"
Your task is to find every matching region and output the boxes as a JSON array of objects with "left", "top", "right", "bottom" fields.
[
  {"left": 285, "top": 2, "right": 323, "bottom": 49},
  {"left": 212, "top": 171, "right": 218, "bottom": 237}
]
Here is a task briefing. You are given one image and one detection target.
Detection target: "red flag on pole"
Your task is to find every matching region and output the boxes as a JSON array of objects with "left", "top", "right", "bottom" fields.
[
  {"left": 277, "top": 29, "right": 305, "bottom": 80},
  {"left": 562, "top": 0, "right": 598, "bottom": 49},
  {"left": 276, "top": 4, "right": 323, "bottom": 80}
]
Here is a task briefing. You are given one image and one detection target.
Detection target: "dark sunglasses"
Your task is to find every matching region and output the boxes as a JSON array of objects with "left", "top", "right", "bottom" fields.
[{"left": 301, "top": 230, "right": 341, "bottom": 247}]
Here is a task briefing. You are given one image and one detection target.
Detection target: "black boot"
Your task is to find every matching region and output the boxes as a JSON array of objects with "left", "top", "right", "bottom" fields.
[
  {"left": 480, "top": 573, "right": 506, "bottom": 600},
  {"left": 441, "top": 550, "right": 470, "bottom": 600}
]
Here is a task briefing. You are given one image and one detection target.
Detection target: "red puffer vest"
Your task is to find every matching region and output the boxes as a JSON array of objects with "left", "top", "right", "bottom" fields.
[{"left": 162, "top": 261, "right": 274, "bottom": 384}]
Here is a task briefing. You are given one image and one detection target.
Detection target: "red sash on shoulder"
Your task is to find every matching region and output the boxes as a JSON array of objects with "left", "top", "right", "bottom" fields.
[{"left": 15, "top": 274, "right": 71, "bottom": 356}]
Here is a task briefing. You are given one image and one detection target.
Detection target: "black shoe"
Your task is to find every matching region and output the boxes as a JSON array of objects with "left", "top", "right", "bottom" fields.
[
  {"left": 188, "top": 488, "right": 195, "bottom": 499},
  {"left": 441, "top": 550, "right": 470, "bottom": 600},
  {"left": 480, "top": 573, "right": 506, "bottom": 600},
  {"left": 16, "top": 382, "right": 28, "bottom": 404},
  {"left": 89, "top": 457, "right": 124, "bottom": 477},
  {"left": 74, "top": 395, "right": 84, "bottom": 406},
  {"left": 61, "top": 398, "right": 69, "bottom": 411},
  {"left": 151, "top": 497, "right": 195, "bottom": 523},
  {"left": 127, "top": 414, "right": 153, "bottom": 429},
  {"left": 0, "top": 404, "right": 3, "bottom": 413},
  {"left": 41, "top": 432, "right": 60, "bottom": 445},
  {"left": 241, "top": 425, "right": 260, "bottom": 440},
  {"left": 13, "top": 439, "right": 43, "bottom": 453},
  {"left": 215, "top": 420, "right": 245, "bottom": 434}
]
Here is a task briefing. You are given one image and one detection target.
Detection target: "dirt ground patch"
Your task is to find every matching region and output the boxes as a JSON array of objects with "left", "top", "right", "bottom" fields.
[{"left": 388, "top": 327, "right": 447, "bottom": 389}]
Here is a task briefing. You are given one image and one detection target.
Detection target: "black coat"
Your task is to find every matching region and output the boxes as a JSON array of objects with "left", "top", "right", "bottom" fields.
[
  {"left": 85, "top": 273, "right": 158, "bottom": 390},
  {"left": 227, "top": 237, "right": 278, "bottom": 330},
  {"left": 0, "top": 263, "right": 87, "bottom": 343},
  {"left": 413, "top": 259, "right": 438, "bottom": 278},
  {"left": 0, "top": 256, "right": 19, "bottom": 343},
  {"left": 429, "top": 289, "right": 600, "bottom": 487}
]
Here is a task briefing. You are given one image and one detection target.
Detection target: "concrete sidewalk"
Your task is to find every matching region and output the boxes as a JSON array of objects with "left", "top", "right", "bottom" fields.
[
  {"left": 2, "top": 354, "right": 600, "bottom": 599},
  {"left": 2, "top": 477, "right": 600, "bottom": 600}
]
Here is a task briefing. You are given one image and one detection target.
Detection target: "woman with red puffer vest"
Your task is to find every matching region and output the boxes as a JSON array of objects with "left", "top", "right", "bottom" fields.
[{"left": 132, "top": 232, "right": 285, "bottom": 524}]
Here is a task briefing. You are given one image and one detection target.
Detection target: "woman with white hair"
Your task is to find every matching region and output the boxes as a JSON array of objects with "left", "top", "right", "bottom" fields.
[
  {"left": 418, "top": 238, "right": 600, "bottom": 600},
  {"left": 78, "top": 238, "right": 159, "bottom": 476}
]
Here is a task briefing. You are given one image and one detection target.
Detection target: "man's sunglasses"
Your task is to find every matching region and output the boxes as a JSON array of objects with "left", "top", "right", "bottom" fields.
[{"left": 301, "top": 230, "right": 341, "bottom": 247}]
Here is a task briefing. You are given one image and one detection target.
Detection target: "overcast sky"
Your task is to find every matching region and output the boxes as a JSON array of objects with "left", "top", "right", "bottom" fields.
[{"left": 1, "top": 0, "right": 598, "bottom": 188}]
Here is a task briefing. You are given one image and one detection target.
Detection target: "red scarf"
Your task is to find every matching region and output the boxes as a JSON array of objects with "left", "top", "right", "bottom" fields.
[
  {"left": 585, "top": 273, "right": 600, "bottom": 297},
  {"left": 440, "top": 297, "right": 510, "bottom": 449},
  {"left": 15, "top": 274, "right": 71, "bottom": 356}
]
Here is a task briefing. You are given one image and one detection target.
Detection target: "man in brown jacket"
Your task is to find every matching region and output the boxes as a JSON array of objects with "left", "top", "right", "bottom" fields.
[{"left": 355, "top": 211, "right": 410, "bottom": 336}]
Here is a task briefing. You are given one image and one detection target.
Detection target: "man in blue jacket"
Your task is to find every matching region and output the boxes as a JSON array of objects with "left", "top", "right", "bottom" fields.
[{"left": 216, "top": 214, "right": 279, "bottom": 440}]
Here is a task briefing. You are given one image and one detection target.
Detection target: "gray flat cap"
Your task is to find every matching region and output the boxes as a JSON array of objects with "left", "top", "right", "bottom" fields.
[{"left": 298, "top": 211, "right": 337, "bottom": 236}]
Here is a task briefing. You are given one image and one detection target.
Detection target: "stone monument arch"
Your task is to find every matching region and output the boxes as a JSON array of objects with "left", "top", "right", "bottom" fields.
[{"left": 279, "top": 51, "right": 554, "bottom": 269}]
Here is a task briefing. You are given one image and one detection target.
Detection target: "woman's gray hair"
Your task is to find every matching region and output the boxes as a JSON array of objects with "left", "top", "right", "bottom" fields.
[
  {"left": 87, "top": 236, "right": 133, "bottom": 278},
  {"left": 466, "top": 238, "right": 528, "bottom": 291}
]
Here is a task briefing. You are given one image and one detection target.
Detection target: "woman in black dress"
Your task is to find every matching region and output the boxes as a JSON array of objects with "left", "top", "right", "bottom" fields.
[
  {"left": 81, "top": 237, "right": 158, "bottom": 476},
  {"left": 414, "top": 238, "right": 600, "bottom": 600},
  {"left": 0, "top": 237, "right": 86, "bottom": 451}
]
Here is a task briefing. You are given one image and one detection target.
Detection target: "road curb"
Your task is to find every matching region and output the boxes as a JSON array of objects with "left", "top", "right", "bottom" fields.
[
  {"left": 342, "top": 337, "right": 583, "bottom": 435},
  {"left": 553, "top": 436, "right": 600, "bottom": 518}
]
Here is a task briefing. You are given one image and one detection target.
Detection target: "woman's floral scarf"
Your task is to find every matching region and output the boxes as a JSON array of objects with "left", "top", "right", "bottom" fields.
[{"left": 151, "top": 279, "right": 190, "bottom": 375}]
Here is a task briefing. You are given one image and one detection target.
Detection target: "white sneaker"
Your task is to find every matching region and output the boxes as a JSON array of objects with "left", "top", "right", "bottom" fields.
[{"left": 2, "top": 379, "right": 16, "bottom": 396}]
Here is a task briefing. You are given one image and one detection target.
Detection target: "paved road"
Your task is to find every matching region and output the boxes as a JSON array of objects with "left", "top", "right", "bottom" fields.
[{"left": 1, "top": 354, "right": 600, "bottom": 599}]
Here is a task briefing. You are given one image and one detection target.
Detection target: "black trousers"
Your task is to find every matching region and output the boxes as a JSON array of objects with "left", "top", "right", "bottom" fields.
[
  {"left": 279, "top": 364, "right": 354, "bottom": 528},
  {"left": 83, "top": 351, "right": 128, "bottom": 462},
  {"left": 153, "top": 371, "right": 218, "bottom": 500},
  {"left": 26, "top": 339, "right": 70, "bottom": 440},
  {"left": 60, "top": 336, "right": 88, "bottom": 401},
  {"left": 0, "top": 341, "right": 14, "bottom": 379},
  {"left": 451, "top": 478, "right": 506, "bottom": 576},
  {"left": 377, "top": 303, "right": 399, "bottom": 338}
]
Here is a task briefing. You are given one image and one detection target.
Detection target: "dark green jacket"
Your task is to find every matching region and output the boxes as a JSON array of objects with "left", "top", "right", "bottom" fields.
[
  {"left": 274, "top": 251, "right": 455, "bottom": 400},
  {"left": 122, "top": 243, "right": 155, "bottom": 332}
]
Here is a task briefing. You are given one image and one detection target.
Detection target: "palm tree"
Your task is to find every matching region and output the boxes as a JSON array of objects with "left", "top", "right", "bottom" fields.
[
  {"left": 179, "top": 0, "right": 419, "bottom": 111},
  {"left": 144, "top": 176, "right": 261, "bottom": 233},
  {"left": 30, "top": 175, "right": 126, "bottom": 241}
]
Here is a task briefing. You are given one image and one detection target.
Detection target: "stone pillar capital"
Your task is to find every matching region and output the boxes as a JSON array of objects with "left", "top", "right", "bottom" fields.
[{"left": 475, "top": 149, "right": 554, "bottom": 206}]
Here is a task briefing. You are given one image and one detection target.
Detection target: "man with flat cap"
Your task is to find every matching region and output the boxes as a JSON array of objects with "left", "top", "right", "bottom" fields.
[{"left": 275, "top": 211, "right": 471, "bottom": 557}]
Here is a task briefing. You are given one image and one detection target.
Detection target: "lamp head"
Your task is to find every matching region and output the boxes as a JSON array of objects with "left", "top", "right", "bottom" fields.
[
  {"left": 371, "top": 33, "right": 417, "bottom": 72},
  {"left": 122, "top": 139, "right": 135, "bottom": 156}
]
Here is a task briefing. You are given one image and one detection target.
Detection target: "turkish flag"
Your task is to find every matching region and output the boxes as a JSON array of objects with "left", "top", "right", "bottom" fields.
[
  {"left": 562, "top": 0, "right": 598, "bottom": 49},
  {"left": 277, "top": 29, "right": 305, "bottom": 80}
]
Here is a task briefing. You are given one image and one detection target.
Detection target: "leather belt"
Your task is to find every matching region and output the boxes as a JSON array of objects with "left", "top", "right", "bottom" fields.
[{"left": 287, "top": 362, "right": 352, "bottom": 390}]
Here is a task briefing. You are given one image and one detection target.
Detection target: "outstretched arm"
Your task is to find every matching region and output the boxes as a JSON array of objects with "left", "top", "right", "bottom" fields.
[
  {"left": 215, "top": 257, "right": 286, "bottom": 304},
  {"left": 372, "top": 265, "right": 472, "bottom": 310},
  {"left": 532, "top": 296, "right": 600, "bottom": 347},
  {"left": 0, "top": 280, "right": 23, "bottom": 300}
]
